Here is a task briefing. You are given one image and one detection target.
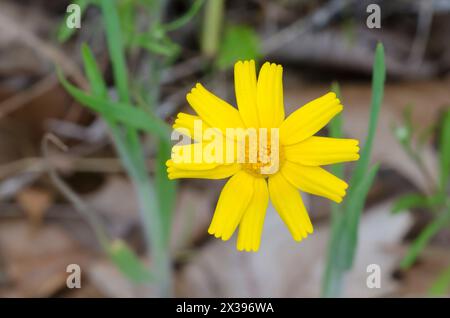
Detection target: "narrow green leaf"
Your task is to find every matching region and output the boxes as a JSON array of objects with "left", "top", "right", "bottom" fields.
[
  {"left": 341, "top": 163, "right": 380, "bottom": 269},
  {"left": 132, "top": 34, "right": 179, "bottom": 57},
  {"left": 107, "top": 240, "right": 153, "bottom": 283},
  {"left": 100, "top": 0, "right": 130, "bottom": 103},
  {"left": 217, "top": 24, "right": 261, "bottom": 70},
  {"left": 321, "top": 43, "right": 385, "bottom": 298},
  {"left": 81, "top": 44, "right": 108, "bottom": 98},
  {"left": 392, "top": 193, "right": 433, "bottom": 214},
  {"left": 155, "top": 139, "right": 177, "bottom": 243},
  {"left": 58, "top": 69, "right": 170, "bottom": 140},
  {"left": 439, "top": 109, "right": 450, "bottom": 191},
  {"left": 348, "top": 43, "right": 385, "bottom": 193},
  {"left": 322, "top": 164, "right": 379, "bottom": 297},
  {"left": 401, "top": 210, "right": 450, "bottom": 269},
  {"left": 57, "top": 0, "right": 90, "bottom": 43},
  {"left": 429, "top": 265, "right": 450, "bottom": 296}
]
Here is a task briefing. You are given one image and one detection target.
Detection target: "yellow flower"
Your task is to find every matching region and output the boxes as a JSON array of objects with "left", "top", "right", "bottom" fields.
[{"left": 167, "top": 60, "right": 359, "bottom": 252}]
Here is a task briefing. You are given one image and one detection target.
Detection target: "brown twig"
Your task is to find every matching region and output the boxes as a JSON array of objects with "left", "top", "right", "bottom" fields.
[
  {"left": 262, "top": 0, "right": 353, "bottom": 54},
  {"left": 41, "top": 133, "right": 110, "bottom": 249},
  {"left": 0, "top": 75, "right": 57, "bottom": 119}
]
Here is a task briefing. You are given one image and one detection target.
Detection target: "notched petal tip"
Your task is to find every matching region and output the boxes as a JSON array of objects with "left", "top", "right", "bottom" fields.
[{"left": 236, "top": 243, "right": 259, "bottom": 253}]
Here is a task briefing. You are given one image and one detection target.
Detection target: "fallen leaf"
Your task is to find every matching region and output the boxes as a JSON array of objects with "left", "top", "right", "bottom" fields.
[{"left": 175, "top": 200, "right": 412, "bottom": 297}]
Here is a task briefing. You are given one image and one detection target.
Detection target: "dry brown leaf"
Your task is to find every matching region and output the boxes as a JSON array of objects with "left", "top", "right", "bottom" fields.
[
  {"left": 0, "top": 220, "right": 92, "bottom": 297},
  {"left": 16, "top": 187, "right": 53, "bottom": 226},
  {"left": 175, "top": 200, "right": 411, "bottom": 297}
]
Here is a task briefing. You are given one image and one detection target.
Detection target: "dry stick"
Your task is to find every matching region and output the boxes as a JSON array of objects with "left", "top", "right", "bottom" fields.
[
  {"left": 262, "top": 0, "right": 352, "bottom": 54},
  {"left": 0, "top": 11, "right": 88, "bottom": 118},
  {"left": 0, "top": 156, "right": 155, "bottom": 179},
  {"left": 41, "top": 133, "right": 110, "bottom": 249},
  {"left": 0, "top": 75, "right": 57, "bottom": 119},
  {"left": 0, "top": 11, "right": 87, "bottom": 89}
]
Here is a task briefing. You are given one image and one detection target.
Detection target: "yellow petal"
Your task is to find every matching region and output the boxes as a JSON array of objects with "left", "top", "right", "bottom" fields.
[
  {"left": 208, "top": 171, "right": 255, "bottom": 240},
  {"left": 234, "top": 60, "right": 259, "bottom": 128},
  {"left": 172, "top": 112, "right": 211, "bottom": 141},
  {"left": 167, "top": 163, "right": 240, "bottom": 180},
  {"left": 186, "top": 83, "right": 245, "bottom": 131},
  {"left": 281, "top": 161, "right": 348, "bottom": 203},
  {"left": 236, "top": 177, "right": 269, "bottom": 252},
  {"left": 268, "top": 173, "right": 313, "bottom": 241},
  {"left": 169, "top": 143, "right": 216, "bottom": 168},
  {"left": 256, "top": 62, "right": 284, "bottom": 128},
  {"left": 284, "top": 136, "right": 360, "bottom": 166},
  {"left": 280, "top": 92, "right": 342, "bottom": 145}
]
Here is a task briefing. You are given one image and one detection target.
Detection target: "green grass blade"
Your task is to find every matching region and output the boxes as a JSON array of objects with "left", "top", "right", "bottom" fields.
[
  {"left": 100, "top": 0, "right": 130, "bottom": 103},
  {"left": 392, "top": 193, "right": 428, "bottom": 213},
  {"left": 81, "top": 44, "right": 108, "bottom": 98},
  {"left": 429, "top": 265, "right": 450, "bottom": 296},
  {"left": 439, "top": 109, "right": 450, "bottom": 191},
  {"left": 132, "top": 34, "right": 179, "bottom": 57},
  {"left": 108, "top": 240, "right": 153, "bottom": 283},
  {"left": 58, "top": 69, "right": 170, "bottom": 140},
  {"left": 400, "top": 210, "right": 450, "bottom": 269},
  {"left": 341, "top": 164, "right": 380, "bottom": 267},
  {"left": 322, "top": 164, "right": 379, "bottom": 297},
  {"left": 155, "top": 139, "right": 177, "bottom": 243},
  {"left": 348, "top": 43, "right": 385, "bottom": 193}
]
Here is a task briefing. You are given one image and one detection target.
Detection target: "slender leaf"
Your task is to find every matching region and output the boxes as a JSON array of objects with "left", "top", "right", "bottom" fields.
[
  {"left": 58, "top": 69, "right": 170, "bottom": 140},
  {"left": 100, "top": 0, "right": 130, "bottom": 103},
  {"left": 348, "top": 43, "right": 385, "bottom": 193},
  {"left": 322, "top": 44, "right": 385, "bottom": 298},
  {"left": 322, "top": 164, "right": 379, "bottom": 297},
  {"left": 439, "top": 109, "right": 450, "bottom": 191},
  {"left": 81, "top": 44, "right": 108, "bottom": 98},
  {"left": 132, "top": 34, "right": 179, "bottom": 57},
  {"left": 155, "top": 139, "right": 177, "bottom": 243},
  {"left": 392, "top": 193, "right": 436, "bottom": 214},
  {"left": 429, "top": 265, "right": 450, "bottom": 296},
  {"left": 108, "top": 240, "right": 153, "bottom": 283},
  {"left": 401, "top": 210, "right": 450, "bottom": 269},
  {"left": 341, "top": 164, "right": 380, "bottom": 268}
]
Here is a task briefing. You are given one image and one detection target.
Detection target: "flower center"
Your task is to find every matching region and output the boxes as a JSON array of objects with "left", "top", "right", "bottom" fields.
[{"left": 241, "top": 129, "right": 283, "bottom": 177}]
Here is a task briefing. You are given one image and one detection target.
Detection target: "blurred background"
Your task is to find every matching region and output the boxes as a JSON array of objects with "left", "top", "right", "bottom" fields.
[{"left": 0, "top": 0, "right": 449, "bottom": 297}]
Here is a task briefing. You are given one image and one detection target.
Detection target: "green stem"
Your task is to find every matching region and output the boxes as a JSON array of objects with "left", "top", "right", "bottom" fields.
[
  {"left": 201, "top": 0, "right": 224, "bottom": 57},
  {"left": 100, "top": 0, "right": 171, "bottom": 296}
]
